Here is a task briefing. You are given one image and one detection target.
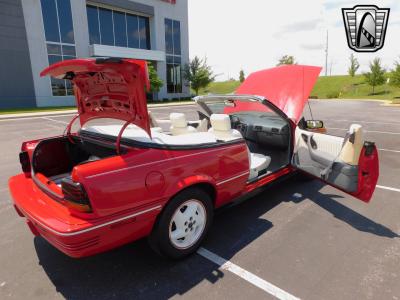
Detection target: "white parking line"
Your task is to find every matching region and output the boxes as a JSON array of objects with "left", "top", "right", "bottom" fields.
[
  {"left": 0, "top": 114, "right": 75, "bottom": 122},
  {"left": 377, "top": 185, "right": 400, "bottom": 193},
  {"left": 379, "top": 148, "right": 400, "bottom": 153},
  {"left": 333, "top": 119, "right": 400, "bottom": 126},
  {"left": 328, "top": 127, "right": 400, "bottom": 135},
  {"left": 41, "top": 117, "right": 69, "bottom": 125},
  {"left": 197, "top": 247, "right": 300, "bottom": 300}
]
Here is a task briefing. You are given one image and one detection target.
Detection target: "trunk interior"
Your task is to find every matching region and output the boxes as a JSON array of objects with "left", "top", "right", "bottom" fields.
[{"left": 32, "top": 136, "right": 117, "bottom": 186}]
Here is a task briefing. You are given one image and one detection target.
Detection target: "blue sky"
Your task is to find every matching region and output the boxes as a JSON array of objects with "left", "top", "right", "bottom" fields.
[{"left": 188, "top": 0, "right": 400, "bottom": 80}]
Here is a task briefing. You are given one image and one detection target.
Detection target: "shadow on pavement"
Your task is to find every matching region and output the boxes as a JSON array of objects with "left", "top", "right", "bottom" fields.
[
  {"left": 292, "top": 180, "right": 399, "bottom": 239},
  {"left": 34, "top": 177, "right": 398, "bottom": 299}
]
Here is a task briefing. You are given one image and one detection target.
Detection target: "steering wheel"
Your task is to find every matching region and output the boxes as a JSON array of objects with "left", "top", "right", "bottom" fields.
[{"left": 230, "top": 115, "right": 241, "bottom": 129}]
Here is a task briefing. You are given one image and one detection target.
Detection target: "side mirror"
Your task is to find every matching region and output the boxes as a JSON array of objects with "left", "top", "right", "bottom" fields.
[
  {"left": 224, "top": 99, "right": 236, "bottom": 107},
  {"left": 306, "top": 120, "right": 324, "bottom": 130}
]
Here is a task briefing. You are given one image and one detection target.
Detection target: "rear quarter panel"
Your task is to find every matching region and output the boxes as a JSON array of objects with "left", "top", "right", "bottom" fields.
[{"left": 73, "top": 142, "right": 250, "bottom": 217}]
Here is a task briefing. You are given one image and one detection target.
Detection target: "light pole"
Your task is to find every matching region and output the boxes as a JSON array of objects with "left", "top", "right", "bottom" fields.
[{"left": 325, "top": 30, "right": 329, "bottom": 76}]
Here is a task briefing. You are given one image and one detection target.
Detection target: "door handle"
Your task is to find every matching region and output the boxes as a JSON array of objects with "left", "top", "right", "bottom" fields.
[
  {"left": 310, "top": 136, "right": 318, "bottom": 150},
  {"left": 301, "top": 134, "right": 308, "bottom": 143}
]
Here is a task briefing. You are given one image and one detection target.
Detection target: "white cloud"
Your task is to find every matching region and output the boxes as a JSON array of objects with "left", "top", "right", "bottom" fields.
[{"left": 188, "top": 0, "right": 400, "bottom": 80}]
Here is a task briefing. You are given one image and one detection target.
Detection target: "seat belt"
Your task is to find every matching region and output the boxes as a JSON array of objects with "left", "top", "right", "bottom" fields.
[{"left": 320, "top": 131, "right": 353, "bottom": 180}]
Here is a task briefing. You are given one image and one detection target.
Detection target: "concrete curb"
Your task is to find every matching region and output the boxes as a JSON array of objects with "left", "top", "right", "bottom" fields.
[
  {"left": 314, "top": 98, "right": 389, "bottom": 103},
  {"left": 312, "top": 98, "right": 400, "bottom": 107},
  {"left": 0, "top": 101, "right": 194, "bottom": 120}
]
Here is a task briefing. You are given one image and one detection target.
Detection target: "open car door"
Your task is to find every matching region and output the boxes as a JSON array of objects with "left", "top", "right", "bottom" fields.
[{"left": 292, "top": 125, "right": 379, "bottom": 202}]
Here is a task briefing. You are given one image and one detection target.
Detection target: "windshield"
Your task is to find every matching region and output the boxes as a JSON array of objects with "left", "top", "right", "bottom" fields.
[{"left": 195, "top": 95, "right": 273, "bottom": 117}]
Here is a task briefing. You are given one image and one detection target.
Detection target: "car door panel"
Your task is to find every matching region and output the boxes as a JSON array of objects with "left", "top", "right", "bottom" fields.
[
  {"left": 294, "top": 128, "right": 343, "bottom": 169},
  {"left": 293, "top": 127, "right": 379, "bottom": 202}
]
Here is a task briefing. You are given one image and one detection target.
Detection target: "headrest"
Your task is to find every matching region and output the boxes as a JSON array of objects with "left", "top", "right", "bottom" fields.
[
  {"left": 349, "top": 124, "right": 362, "bottom": 134},
  {"left": 170, "top": 113, "right": 187, "bottom": 128},
  {"left": 210, "top": 114, "right": 231, "bottom": 131},
  {"left": 349, "top": 124, "right": 363, "bottom": 143}
]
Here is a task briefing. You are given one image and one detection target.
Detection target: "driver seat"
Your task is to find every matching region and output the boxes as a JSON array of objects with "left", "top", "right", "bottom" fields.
[
  {"left": 249, "top": 153, "right": 271, "bottom": 180},
  {"left": 208, "top": 114, "right": 242, "bottom": 141},
  {"left": 208, "top": 114, "right": 271, "bottom": 180}
]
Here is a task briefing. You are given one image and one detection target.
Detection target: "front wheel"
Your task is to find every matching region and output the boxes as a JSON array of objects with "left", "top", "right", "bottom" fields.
[{"left": 149, "top": 188, "right": 213, "bottom": 259}]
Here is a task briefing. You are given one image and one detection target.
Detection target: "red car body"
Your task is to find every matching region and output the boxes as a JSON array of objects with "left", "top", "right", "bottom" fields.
[{"left": 8, "top": 59, "right": 379, "bottom": 258}]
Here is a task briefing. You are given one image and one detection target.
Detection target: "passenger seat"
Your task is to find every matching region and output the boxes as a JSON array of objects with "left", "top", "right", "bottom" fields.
[{"left": 170, "top": 113, "right": 197, "bottom": 136}]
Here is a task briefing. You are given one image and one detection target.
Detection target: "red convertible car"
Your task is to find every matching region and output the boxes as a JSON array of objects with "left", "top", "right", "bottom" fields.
[{"left": 8, "top": 58, "right": 379, "bottom": 259}]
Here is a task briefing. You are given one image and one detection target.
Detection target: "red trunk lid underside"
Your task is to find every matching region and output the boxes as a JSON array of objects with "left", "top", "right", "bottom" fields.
[{"left": 40, "top": 58, "right": 151, "bottom": 134}]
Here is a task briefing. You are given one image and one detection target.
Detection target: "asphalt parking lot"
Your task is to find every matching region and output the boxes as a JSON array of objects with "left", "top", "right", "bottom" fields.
[{"left": 0, "top": 100, "right": 399, "bottom": 299}]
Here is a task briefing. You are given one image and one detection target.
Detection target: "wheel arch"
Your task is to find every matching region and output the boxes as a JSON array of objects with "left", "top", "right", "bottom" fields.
[
  {"left": 164, "top": 175, "right": 217, "bottom": 207},
  {"left": 151, "top": 176, "right": 217, "bottom": 230}
]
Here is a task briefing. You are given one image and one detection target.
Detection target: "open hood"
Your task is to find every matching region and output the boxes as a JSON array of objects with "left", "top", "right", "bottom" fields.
[
  {"left": 41, "top": 58, "right": 151, "bottom": 134},
  {"left": 235, "top": 65, "right": 321, "bottom": 123}
]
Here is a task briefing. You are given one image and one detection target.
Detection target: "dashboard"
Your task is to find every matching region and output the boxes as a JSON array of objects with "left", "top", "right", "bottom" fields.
[{"left": 230, "top": 113, "right": 290, "bottom": 149}]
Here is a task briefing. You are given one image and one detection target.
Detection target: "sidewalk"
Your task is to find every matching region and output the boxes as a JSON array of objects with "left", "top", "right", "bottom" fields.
[{"left": 0, "top": 101, "right": 194, "bottom": 120}]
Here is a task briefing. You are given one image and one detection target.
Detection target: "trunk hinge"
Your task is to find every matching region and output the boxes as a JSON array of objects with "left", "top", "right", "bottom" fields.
[
  {"left": 65, "top": 113, "right": 80, "bottom": 143},
  {"left": 116, "top": 118, "right": 135, "bottom": 155}
]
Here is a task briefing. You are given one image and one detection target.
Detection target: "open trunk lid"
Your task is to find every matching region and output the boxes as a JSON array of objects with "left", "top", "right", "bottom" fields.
[
  {"left": 235, "top": 65, "right": 322, "bottom": 123},
  {"left": 40, "top": 58, "right": 151, "bottom": 134}
]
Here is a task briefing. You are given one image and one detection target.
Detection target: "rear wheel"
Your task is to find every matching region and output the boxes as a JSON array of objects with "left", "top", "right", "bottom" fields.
[{"left": 149, "top": 188, "right": 213, "bottom": 259}]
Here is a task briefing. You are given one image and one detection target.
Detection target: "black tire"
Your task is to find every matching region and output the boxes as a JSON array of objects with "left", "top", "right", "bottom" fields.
[{"left": 148, "top": 187, "right": 213, "bottom": 260}]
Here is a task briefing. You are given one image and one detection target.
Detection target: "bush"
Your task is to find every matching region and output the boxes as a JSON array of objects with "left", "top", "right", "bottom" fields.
[
  {"left": 309, "top": 95, "right": 318, "bottom": 99},
  {"left": 326, "top": 91, "right": 340, "bottom": 99}
]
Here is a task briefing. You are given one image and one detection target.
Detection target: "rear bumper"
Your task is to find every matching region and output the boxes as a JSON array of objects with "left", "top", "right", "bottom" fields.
[{"left": 9, "top": 174, "right": 161, "bottom": 258}]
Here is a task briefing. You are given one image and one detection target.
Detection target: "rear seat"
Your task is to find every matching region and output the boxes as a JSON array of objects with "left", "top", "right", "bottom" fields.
[
  {"left": 83, "top": 125, "right": 217, "bottom": 146},
  {"left": 169, "top": 113, "right": 197, "bottom": 136}
]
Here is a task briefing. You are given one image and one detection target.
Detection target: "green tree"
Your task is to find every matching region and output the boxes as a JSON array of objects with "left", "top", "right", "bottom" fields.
[
  {"left": 183, "top": 56, "right": 215, "bottom": 95},
  {"left": 348, "top": 53, "right": 360, "bottom": 77},
  {"left": 276, "top": 55, "right": 296, "bottom": 66},
  {"left": 364, "top": 58, "right": 386, "bottom": 94},
  {"left": 147, "top": 63, "right": 163, "bottom": 93},
  {"left": 239, "top": 69, "right": 245, "bottom": 83},
  {"left": 390, "top": 59, "right": 400, "bottom": 88}
]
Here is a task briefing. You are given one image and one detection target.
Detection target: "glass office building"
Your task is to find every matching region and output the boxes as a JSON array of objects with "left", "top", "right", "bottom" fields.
[{"left": 0, "top": 0, "right": 189, "bottom": 108}]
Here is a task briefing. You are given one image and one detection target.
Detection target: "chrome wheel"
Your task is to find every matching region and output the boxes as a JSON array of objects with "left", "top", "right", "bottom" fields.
[{"left": 169, "top": 199, "right": 207, "bottom": 249}]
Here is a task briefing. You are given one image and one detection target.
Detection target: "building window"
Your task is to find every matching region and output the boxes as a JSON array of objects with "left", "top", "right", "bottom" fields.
[
  {"left": 40, "top": 0, "right": 76, "bottom": 96},
  {"left": 86, "top": 5, "right": 151, "bottom": 50},
  {"left": 165, "top": 18, "right": 182, "bottom": 93}
]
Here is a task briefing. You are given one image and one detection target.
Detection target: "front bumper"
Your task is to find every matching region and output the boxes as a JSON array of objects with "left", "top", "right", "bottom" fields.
[{"left": 9, "top": 174, "right": 161, "bottom": 258}]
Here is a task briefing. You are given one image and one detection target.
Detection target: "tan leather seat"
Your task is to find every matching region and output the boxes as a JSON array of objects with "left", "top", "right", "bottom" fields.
[
  {"left": 148, "top": 111, "right": 159, "bottom": 128},
  {"left": 197, "top": 118, "right": 209, "bottom": 132},
  {"left": 208, "top": 114, "right": 242, "bottom": 141},
  {"left": 148, "top": 111, "right": 163, "bottom": 133},
  {"left": 207, "top": 114, "right": 271, "bottom": 180},
  {"left": 249, "top": 153, "right": 271, "bottom": 180},
  {"left": 339, "top": 124, "right": 363, "bottom": 165},
  {"left": 169, "top": 113, "right": 197, "bottom": 136}
]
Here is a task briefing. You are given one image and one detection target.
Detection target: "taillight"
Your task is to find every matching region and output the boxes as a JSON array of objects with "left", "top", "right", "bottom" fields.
[
  {"left": 19, "top": 151, "right": 31, "bottom": 175},
  {"left": 61, "top": 177, "right": 92, "bottom": 213}
]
